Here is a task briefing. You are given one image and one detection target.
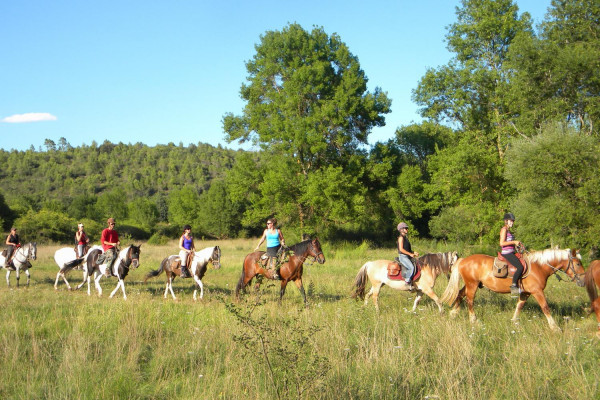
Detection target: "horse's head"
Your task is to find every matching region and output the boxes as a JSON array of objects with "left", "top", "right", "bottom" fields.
[
  {"left": 28, "top": 242, "right": 37, "bottom": 261},
  {"left": 450, "top": 251, "right": 458, "bottom": 265},
  {"left": 127, "top": 244, "right": 142, "bottom": 269},
  {"left": 211, "top": 246, "right": 221, "bottom": 269},
  {"left": 565, "top": 249, "right": 585, "bottom": 287},
  {"left": 309, "top": 238, "right": 325, "bottom": 264}
]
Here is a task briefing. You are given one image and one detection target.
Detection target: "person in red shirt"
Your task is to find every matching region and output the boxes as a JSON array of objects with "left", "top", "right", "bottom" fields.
[{"left": 101, "top": 217, "right": 120, "bottom": 277}]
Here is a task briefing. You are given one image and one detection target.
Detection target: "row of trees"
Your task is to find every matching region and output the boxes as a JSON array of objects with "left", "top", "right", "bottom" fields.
[{"left": 1, "top": 0, "right": 599, "bottom": 255}]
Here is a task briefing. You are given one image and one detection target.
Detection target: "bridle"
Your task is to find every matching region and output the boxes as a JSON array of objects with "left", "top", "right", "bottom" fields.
[
  {"left": 13, "top": 243, "right": 35, "bottom": 264},
  {"left": 542, "top": 253, "right": 584, "bottom": 283},
  {"left": 210, "top": 246, "right": 221, "bottom": 268}
]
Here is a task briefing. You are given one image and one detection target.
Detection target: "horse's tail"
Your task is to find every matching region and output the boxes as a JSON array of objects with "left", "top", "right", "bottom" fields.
[
  {"left": 144, "top": 258, "right": 166, "bottom": 283},
  {"left": 235, "top": 258, "right": 248, "bottom": 298},
  {"left": 441, "top": 258, "right": 463, "bottom": 306},
  {"left": 64, "top": 257, "right": 85, "bottom": 270},
  {"left": 352, "top": 262, "right": 370, "bottom": 300},
  {"left": 585, "top": 264, "right": 598, "bottom": 305}
]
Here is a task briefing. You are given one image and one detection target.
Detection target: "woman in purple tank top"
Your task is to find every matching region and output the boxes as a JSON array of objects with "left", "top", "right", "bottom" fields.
[
  {"left": 178, "top": 224, "right": 195, "bottom": 278},
  {"left": 499, "top": 213, "right": 523, "bottom": 297}
]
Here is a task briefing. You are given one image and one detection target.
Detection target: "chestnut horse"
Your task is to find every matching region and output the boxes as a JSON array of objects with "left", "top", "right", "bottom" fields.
[
  {"left": 144, "top": 246, "right": 221, "bottom": 301},
  {"left": 352, "top": 251, "right": 458, "bottom": 312},
  {"left": 441, "top": 248, "right": 585, "bottom": 331},
  {"left": 235, "top": 238, "right": 325, "bottom": 305},
  {"left": 585, "top": 260, "right": 600, "bottom": 338}
]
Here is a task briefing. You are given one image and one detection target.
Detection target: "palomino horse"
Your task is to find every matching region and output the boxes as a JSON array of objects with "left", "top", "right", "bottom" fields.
[
  {"left": 352, "top": 251, "right": 458, "bottom": 312},
  {"left": 441, "top": 248, "right": 585, "bottom": 331},
  {"left": 585, "top": 260, "right": 600, "bottom": 338},
  {"left": 53, "top": 245, "right": 103, "bottom": 291},
  {"left": 85, "top": 245, "right": 141, "bottom": 299},
  {"left": 144, "top": 246, "right": 221, "bottom": 301},
  {"left": 236, "top": 238, "right": 325, "bottom": 305},
  {"left": 0, "top": 242, "right": 37, "bottom": 287}
]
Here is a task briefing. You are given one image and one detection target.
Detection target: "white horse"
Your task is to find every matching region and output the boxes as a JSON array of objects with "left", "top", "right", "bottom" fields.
[
  {"left": 144, "top": 246, "right": 221, "bottom": 301},
  {"left": 54, "top": 245, "right": 103, "bottom": 291},
  {"left": 352, "top": 251, "right": 458, "bottom": 312},
  {"left": 84, "top": 245, "right": 141, "bottom": 299},
  {"left": 0, "top": 242, "right": 37, "bottom": 287}
]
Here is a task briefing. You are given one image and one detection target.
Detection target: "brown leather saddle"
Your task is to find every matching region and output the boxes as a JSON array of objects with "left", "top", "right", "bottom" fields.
[
  {"left": 493, "top": 252, "right": 529, "bottom": 279},
  {"left": 74, "top": 244, "right": 90, "bottom": 257},
  {"left": 388, "top": 258, "right": 422, "bottom": 281},
  {"left": 175, "top": 252, "right": 194, "bottom": 275}
]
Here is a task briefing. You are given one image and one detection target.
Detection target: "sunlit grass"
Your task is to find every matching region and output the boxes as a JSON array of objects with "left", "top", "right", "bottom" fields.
[{"left": 0, "top": 239, "right": 598, "bottom": 399}]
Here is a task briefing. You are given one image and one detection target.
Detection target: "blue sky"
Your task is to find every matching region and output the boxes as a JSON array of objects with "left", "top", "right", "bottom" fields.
[{"left": 1, "top": 0, "right": 551, "bottom": 152}]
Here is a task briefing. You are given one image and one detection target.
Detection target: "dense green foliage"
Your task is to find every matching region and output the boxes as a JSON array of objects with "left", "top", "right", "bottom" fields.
[{"left": 1, "top": 0, "right": 599, "bottom": 256}]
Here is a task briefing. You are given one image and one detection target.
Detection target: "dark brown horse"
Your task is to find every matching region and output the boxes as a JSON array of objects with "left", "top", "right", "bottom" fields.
[
  {"left": 585, "top": 260, "right": 600, "bottom": 338},
  {"left": 236, "top": 238, "right": 325, "bottom": 305},
  {"left": 441, "top": 248, "right": 585, "bottom": 331},
  {"left": 144, "top": 246, "right": 221, "bottom": 301}
]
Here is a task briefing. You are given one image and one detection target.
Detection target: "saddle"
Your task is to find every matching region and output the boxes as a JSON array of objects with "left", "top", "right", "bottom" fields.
[
  {"left": 175, "top": 252, "right": 194, "bottom": 277},
  {"left": 73, "top": 244, "right": 90, "bottom": 257},
  {"left": 493, "top": 253, "right": 529, "bottom": 279},
  {"left": 388, "top": 258, "right": 421, "bottom": 281}
]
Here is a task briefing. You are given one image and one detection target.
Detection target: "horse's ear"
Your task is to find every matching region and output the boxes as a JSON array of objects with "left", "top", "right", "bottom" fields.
[{"left": 138, "top": 243, "right": 142, "bottom": 248}]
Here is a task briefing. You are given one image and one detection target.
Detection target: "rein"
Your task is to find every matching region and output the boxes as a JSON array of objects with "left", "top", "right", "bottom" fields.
[{"left": 540, "top": 253, "right": 583, "bottom": 282}]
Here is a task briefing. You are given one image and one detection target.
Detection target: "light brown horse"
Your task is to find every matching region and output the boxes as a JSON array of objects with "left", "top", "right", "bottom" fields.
[
  {"left": 441, "top": 248, "right": 585, "bottom": 331},
  {"left": 584, "top": 260, "right": 600, "bottom": 338},
  {"left": 352, "top": 251, "right": 458, "bottom": 312},
  {"left": 235, "top": 238, "right": 325, "bottom": 305}
]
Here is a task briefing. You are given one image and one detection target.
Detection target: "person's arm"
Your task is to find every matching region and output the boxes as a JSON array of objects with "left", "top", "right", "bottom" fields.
[
  {"left": 499, "top": 227, "right": 520, "bottom": 247},
  {"left": 85, "top": 232, "right": 89, "bottom": 243},
  {"left": 278, "top": 229, "right": 286, "bottom": 247},
  {"left": 190, "top": 237, "right": 195, "bottom": 252},
  {"left": 76, "top": 231, "right": 82, "bottom": 241},
  {"left": 5, "top": 235, "right": 13, "bottom": 246},
  {"left": 255, "top": 230, "right": 267, "bottom": 251}
]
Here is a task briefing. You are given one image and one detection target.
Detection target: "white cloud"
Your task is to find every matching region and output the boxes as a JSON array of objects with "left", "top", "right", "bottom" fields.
[{"left": 1, "top": 113, "right": 58, "bottom": 123}]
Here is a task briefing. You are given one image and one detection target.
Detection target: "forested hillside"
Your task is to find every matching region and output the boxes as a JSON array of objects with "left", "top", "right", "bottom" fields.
[{"left": 1, "top": 0, "right": 599, "bottom": 255}]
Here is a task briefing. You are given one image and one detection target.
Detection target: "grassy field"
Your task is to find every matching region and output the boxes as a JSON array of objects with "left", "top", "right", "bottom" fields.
[{"left": 0, "top": 238, "right": 598, "bottom": 399}]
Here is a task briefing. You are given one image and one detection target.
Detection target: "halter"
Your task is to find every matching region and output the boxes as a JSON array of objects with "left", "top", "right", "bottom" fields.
[
  {"left": 542, "top": 253, "right": 584, "bottom": 283},
  {"left": 210, "top": 247, "right": 221, "bottom": 268},
  {"left": 298, "top": 241, "right": 324, "bottom": 265}
]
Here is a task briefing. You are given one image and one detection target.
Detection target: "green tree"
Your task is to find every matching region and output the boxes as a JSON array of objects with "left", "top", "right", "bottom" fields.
[
  {"left": 127, "top": 197, "right": 159, "bottom": 231},
  {"left": 223, "top": 23, "right": 391, "bottom": 235},
  {"left": 167, "top": 187, "right": 201, "bottom": 229},
  {"left": 197, "top": 180, "right": 242, "bottom": 239}
]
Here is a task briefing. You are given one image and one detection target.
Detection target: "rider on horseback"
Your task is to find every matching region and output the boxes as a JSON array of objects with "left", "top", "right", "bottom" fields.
[
  {"left": 4, "top": 227, "right": 20, "bottom": 267},
  {"left": 178, "top": 224, "right": 195, "bottom": 278},
  {"left": 500, "top": 212, "right": 523, "bottom": 297},
  {"left": 255, "top": 218, "right": 286, "bottom": 280},
  {"left": 100, "top": 218, "right": 120, "bottom": 277},
  {"left": 397, "top": 222, "right": 419, "bottom": 285}
]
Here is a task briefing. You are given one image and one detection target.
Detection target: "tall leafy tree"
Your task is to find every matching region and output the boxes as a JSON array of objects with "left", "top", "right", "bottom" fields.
[{"left": 223, "top": 23, "right": 391, "bottom": 234}]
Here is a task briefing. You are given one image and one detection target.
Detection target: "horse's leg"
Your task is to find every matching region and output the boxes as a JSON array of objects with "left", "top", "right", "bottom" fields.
[
  {"left": 25, "top": 269, "right": 30, "bottom": 287},
  {"left": 5, "top": 270, "right": 10, "bottom": 287},
  {"left": 511, "top": 293, "right": 530, "bottom": 323},
  {"left": 414, "top": 272, "right": 443, "bottom": 313},
  {"left": 15, "top": 267, "right": 20, "bottom": 288},
  {"left": 75, "top": 269, "right": 88, "bottom": 290},
  {"left": 464, "top": 282, "right": 479, "bottom": 323},
  {"left": 449, "top": 286, "right": 466, "bottom": 318},
  {"left": 94, "top": 271, "right": 103, "bottom": 297},
  {"left": 530, "top": 290, "right": 560, "bottom": 332},
  {"left": 371, "top": 283, "right": 382, "bottom": 312},
  {"left": 169, "top": 277, "right": 177, "bottom": 300},
  {"left": 54, "top": 270, "right": 63, "bottom": 290},
  {"left": 364, "top": 287, "right": 374, "bottom": 306},
  {"left": 109, "top": 279, "right": 125, "bottom": 299},
  {"left": 292, "top": 278, "right": 308, "bottom": 306},
  {"left": 193, "top": 275, "right": 203, "bottom": 301}
]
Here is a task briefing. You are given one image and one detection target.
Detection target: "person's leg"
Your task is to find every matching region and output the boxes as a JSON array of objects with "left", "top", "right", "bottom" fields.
[
  {"left": 398, "top": 254, "right": 414, "bottom": 283},
  {"left": 5, "top": 246, "right": 14, "bottom": 266},
  {"left": 179, "top": 250, "right": 190, "bottom": 278},
  {"left": 77, "top": 244, "right": 84, "bottom": 258},
  {"left": 504, "top": 253, "right": 523, "bottom": 295}
]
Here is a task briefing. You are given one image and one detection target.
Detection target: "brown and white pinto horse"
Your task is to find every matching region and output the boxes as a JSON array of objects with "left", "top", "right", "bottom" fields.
[
  {"left": 584, "top": 260, "right": 600, "bottom": 338},
  {"left": 352, "top": 251, "right": 458, "bottom": 312},
  {"left": 85, "top": 244, "right": 141, "bottom": 299},
  {"left": 144, "top": 246, "right": 221, "bottom": 301},
  {"left": 441, "top": 248, "right": 585, "bottom": 331},
  {"left": 235, "top": 238, "right": 325, "bottom": 305}
]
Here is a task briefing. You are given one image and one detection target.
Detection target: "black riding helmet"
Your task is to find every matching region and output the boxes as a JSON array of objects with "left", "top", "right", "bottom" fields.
[{"left": 503, "top": 212, "right": 515, "bottom": 221}]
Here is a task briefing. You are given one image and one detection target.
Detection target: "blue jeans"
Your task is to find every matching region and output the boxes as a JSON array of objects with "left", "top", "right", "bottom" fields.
[{"left": 398, "top": 254, "right": 414, "bottom": 282}]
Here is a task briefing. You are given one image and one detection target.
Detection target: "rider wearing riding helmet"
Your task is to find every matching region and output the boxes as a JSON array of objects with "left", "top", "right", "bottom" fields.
[
  {"left": 397, "top": 222, "right": 419, "bottom": 285},
  {"left": 500, "top": 212, "right": 523, "bottom": 296},
  {"left": 5, "top": 227, "right": 21, "bottom": 267},
  {"left": 179, "top": 224, "right": 195, "bottom": 278}
]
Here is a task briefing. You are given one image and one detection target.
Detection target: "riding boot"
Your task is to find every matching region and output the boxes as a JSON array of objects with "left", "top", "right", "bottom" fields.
[
  {"left": 180, "top": 265, "right": 190, "bottom": 278},
  {"left": 510, "top": 284, "right": 520, "bottom": 297}
]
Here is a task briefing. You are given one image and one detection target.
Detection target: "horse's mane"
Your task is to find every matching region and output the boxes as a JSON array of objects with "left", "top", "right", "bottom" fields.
[
  {"left": 527, "top": 248, "right": 578, "bottom": 264},
  {"left": 418, "top": 252, "right": 456, "bottom": 274},
  {"left": 196, "top": 246, "right": 218, "bottom": 261},
  {"left": 288, "top": 239, "right": 313, "bottom": 255}
]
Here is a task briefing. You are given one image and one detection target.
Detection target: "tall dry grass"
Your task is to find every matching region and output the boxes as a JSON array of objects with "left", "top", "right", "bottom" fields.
[{"left": 0, "top": 238, "right": 598, "bottom": 399}]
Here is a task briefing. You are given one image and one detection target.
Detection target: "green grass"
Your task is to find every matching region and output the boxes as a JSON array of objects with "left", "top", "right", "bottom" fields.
[{"left": 0, "top": 239, "right": 598, "bottom": 399}]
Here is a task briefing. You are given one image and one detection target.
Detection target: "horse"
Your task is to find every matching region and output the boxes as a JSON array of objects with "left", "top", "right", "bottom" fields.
[
  {"left": 0, "top": 242, "right": 37, "bottom": 287},
  {"left": 144, "top": 246, "right": 221, "bottom": 301},
  {"left": 584, "top": 260, "right": 600, "bottom": 338},
  {"left": 441, "top": 248, "right": 585, "bottom": 331},
  {"left": 235, "top": 238, "right": 325, "bottom": 305},
  {"left": 84, "top": 244, "right": 141, "bottom": 299},
  {"left": 352, "top": 251, "right": 458, "bottom": 312},
  {"left": 53, "top": 245, "right": 103, "bottom": 291}
]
